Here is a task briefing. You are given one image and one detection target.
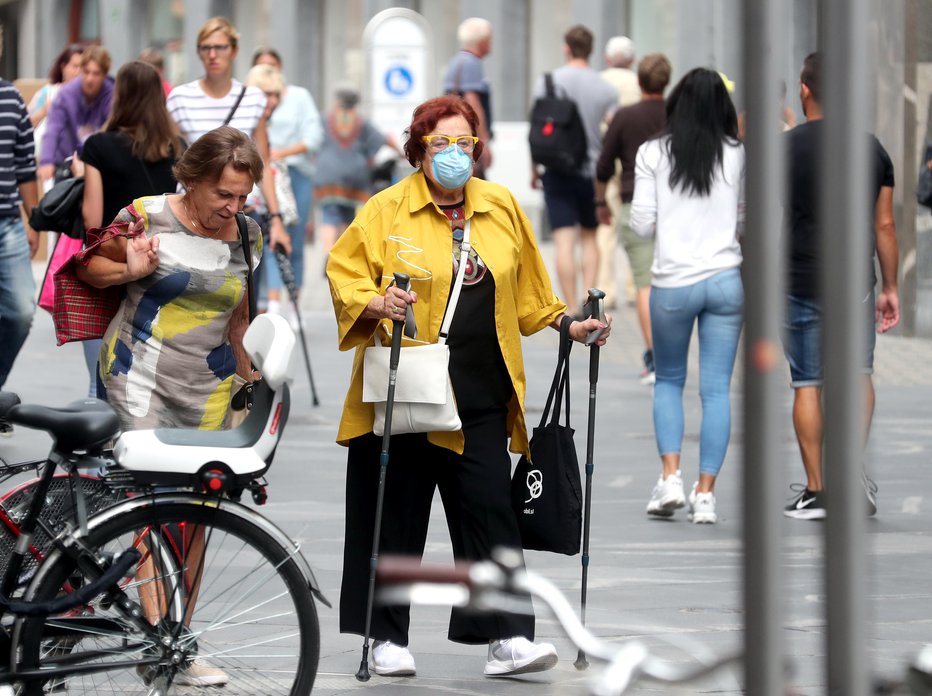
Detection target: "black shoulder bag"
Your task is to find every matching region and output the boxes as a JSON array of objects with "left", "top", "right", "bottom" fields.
[
  {"left": 230, "top": 212, "right": 257, "bottom": 414},
  {"left": 510, "top": 315, "right": 583, "bottom": 555}
]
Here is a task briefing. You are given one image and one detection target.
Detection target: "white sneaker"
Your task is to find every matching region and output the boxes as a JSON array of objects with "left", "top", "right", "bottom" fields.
[
  {"left": 646, "top": 470, "right": 686, "bottom": 517},
  {"left": 372, "top": 640, "right": 416, "bottom": 676},
  {"left": 484, "top": 636, "right": 558, "bottom": 676},
  {"left": 174, "top": 657, "right": 229, "bottom": 686},
  {"left": 688, "top": 482, "right": 718, "bottom": 524}
]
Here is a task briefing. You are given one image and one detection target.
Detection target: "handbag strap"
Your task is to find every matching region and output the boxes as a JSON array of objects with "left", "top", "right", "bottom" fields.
[
  {"left": 78, "top": 203, "right": 143, "bottom": 260},
  {"left": 224, "top": 86, "right": 247, "bottom": 126},
  {"left": 438, "top": 219, "right": 471, "bottom": 345},
  {"left": 539, "top": 315, "right": 573, "bottom": 429},
  {"left": 236, "top": 212, "right": 256, "bottom": 322}
]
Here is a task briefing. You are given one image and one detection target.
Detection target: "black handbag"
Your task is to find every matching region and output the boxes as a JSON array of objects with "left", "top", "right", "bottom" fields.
[
  {"left": 29, "top": 176, "right": 85, "bottom": 239},
  {"left": 510, "top": 315, "right": 582, "bottom": 555}
]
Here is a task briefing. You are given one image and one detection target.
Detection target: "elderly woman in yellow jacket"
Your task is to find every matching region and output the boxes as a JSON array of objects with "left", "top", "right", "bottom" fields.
[{"left": 327, "top": 96, "right": 610, "bottom": 678}]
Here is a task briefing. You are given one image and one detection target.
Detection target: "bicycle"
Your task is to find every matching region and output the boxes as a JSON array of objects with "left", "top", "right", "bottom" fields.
[
  {"left": 0, "top": 313, "right": 328, "bottom": 695},
  {"left": 374, "top": 547, "right": 932, "bottom": 696}
]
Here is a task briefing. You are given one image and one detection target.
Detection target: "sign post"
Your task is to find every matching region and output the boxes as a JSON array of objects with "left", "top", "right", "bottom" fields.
[{"left": 362, "top": 8, "right": 433, "bottom": 164}]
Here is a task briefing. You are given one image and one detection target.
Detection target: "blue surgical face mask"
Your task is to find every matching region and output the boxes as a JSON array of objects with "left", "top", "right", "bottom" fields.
[{"left": 430, "top": 144, "right": 473, "bottom": 189}]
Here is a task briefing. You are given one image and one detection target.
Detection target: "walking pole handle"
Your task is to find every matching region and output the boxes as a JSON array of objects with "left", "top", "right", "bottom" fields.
[
  {"left": 393, "top": 273, "right": 417, "bottom": 339},
  {"left": 583, "top": 288, "right": 607, "bottom": 348}
]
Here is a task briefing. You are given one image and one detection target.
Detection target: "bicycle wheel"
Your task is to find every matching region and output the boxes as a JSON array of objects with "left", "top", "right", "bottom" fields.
[{"left": 16, "top": 500, "right": 319, "bottom": 695}]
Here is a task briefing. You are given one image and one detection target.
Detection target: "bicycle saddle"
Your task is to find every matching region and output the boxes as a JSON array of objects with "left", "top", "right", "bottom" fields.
[{"left": 7, "top": 398, "right": 120, "bottom": 453}]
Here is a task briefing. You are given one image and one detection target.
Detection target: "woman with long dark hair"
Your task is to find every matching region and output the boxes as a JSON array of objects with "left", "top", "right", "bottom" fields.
[
  {"left": 81, "top": 61, "right": 182, "bottom": 231},
  {"left": 75, "top": 61, "right": 182, "bottom": 398},
  {"left": 630, "top": 68, "right": 745, "bottom": 525}
]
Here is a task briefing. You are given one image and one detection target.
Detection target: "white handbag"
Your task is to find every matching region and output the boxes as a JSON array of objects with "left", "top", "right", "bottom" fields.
[{"left": 362, "top": 220, "right": 472, "bottom": 435}]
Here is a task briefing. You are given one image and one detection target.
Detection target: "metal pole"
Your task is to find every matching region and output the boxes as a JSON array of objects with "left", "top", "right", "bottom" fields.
[
  {"left": 741, "top": 1, "right": 785, "bottom": 694},
  {"left": 821, "top": 0, "right": 870, "bottom": 693}
]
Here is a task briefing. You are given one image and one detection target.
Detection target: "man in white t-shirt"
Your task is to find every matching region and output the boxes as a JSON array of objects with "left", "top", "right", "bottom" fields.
[{"left": 166, "top": 16, "right": 289, "bottom": 256}]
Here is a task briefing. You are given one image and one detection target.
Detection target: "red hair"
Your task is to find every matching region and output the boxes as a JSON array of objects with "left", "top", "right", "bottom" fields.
[{"left": 403, "top": 96, "right": 484, "bottom": 167}]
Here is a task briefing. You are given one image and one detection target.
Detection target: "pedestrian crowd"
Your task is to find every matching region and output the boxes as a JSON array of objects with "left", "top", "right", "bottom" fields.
[{"left": 0, "top": 13, "right": 901, "bottom": 686}]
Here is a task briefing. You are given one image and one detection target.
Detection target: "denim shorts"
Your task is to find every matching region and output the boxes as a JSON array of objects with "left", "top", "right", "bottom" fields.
[
  {"left": 782, "top": 293, "right": 876, "bottom": 387},
  {"left": 541, "top": 171, "right": 598, "bottom": 230}
]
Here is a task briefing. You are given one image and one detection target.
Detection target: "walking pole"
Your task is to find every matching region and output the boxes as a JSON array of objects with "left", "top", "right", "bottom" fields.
[
  {"left": 356, "top": 272, "right": 411, "bottom": 682},
  {"left": 575, "top": 287, "right": 606, "bottom": 671},
  {"left": 273, "top": 245, "right": 320, "bottom": 406}
]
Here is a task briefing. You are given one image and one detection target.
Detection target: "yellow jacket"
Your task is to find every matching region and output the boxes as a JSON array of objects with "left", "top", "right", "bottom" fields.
[{"left": 327, "top": 170, "right": 566, "bottom": 456}]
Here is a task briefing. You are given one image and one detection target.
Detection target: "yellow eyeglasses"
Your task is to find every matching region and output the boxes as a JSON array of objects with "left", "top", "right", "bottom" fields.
[{"left": 422, "top": 134, "right": 479, "bottom": 153}]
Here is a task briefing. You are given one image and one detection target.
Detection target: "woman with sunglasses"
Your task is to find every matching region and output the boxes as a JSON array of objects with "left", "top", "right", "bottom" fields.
[{"left": 327, "top": 95, "right": 610, "bottom": 679}]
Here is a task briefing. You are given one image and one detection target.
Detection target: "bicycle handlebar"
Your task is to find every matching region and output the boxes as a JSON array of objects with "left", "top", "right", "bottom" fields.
[{"left": 376, "top": 549, "right": 741, "bottom": 696}]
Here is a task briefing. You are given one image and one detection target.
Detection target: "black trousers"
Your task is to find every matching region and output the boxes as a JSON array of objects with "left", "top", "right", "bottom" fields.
[{"left": 339, "top": 408, "right": 534, "bottom": 645}]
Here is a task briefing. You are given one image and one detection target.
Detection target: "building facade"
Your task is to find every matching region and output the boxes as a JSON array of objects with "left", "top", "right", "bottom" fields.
[{"left": 2, "top": 0, "right": 927, "bottom": 334}]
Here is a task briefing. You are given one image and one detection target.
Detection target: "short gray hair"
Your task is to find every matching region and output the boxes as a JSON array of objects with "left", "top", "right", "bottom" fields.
[
  {"left": 457, "top": 18, "right": 492, "bottom": 48},
  {"left": 605, "top": 36, "right": 635, "bottom": 66}
]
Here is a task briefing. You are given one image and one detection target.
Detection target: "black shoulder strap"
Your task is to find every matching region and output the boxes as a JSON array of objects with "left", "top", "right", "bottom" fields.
[
  {"left": 236, "top": 212, "right": 255, "bottom": 322},
  {"left": 544, "top": 73, "right": 556, "bottom": 98},
  {"left": 224, "top": 86, "right": 247, "bottom": 126}
]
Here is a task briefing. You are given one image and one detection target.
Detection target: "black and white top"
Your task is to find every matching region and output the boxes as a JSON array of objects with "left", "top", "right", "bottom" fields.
[
  {"left": 0, "top": 80, "right": 36, "bottom": 216},
  {"left": 167, "top": 78, "right": 266, "bottom": 144}
]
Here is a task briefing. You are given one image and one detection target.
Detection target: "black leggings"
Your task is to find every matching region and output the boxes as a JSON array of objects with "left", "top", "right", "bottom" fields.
[{"left": 339, "top": 408, "right": 534, "bottom": 645}]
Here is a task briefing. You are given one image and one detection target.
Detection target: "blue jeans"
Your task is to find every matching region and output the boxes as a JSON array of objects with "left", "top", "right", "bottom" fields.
[
  {"left": 650, "top": 268, "right": 744, "bottom": 477},
  {"left": 0, "top": 216, "right": 36, "bottom": 389},
  {"left": 263, "top": 166, "right": 311, "bottom": 292}
]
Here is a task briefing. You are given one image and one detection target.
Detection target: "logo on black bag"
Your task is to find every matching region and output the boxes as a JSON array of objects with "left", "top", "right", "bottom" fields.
[{"left": 524, "top": 470, "right": 543, "bottom": 505}]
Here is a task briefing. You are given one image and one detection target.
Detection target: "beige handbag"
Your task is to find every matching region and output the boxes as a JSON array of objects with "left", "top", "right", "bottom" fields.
[{"left": 362, "top": 221, "right": 472, "bottom": 435}]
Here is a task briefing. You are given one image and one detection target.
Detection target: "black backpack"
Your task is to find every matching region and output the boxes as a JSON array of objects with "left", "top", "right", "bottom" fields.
[{"left": 528, "top": 73, "right": 588, "bottom": 174}]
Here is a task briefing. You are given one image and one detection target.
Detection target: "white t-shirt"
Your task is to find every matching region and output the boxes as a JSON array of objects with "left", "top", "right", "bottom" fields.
[
  {"left": 167, "top": 79, "right": 266, "bottom": 144},
  {"left": 630, "top": 135, "right": 745, "bottom": 288}
]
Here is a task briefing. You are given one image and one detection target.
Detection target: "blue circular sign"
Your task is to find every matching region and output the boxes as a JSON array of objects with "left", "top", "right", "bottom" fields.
[{"left": 383, "top": 65, "right": 414, "bottom": 97}]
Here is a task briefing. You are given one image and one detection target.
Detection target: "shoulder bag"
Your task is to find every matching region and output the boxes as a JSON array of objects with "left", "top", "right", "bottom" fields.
[
  {"left": 510, "top": 315, "right": 583, "bottom": 555},
  {"left": 230, "top": 212, "right": 258, "bottom": 426},
  {"left": 51, "top": 204, "right": 143, "bottom": 346},
  {"left": 361, "top": 220, "right": 472, "bottom": 435}
]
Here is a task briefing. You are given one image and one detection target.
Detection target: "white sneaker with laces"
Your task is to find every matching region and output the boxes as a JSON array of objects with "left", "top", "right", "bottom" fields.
[
  {"left": 372, "top": 640, "right": 416, "bottom": 676},
  {"left": 174, "top": 657, "right": 229, "bottom": 686},
  {"left": 688, "top": 482, "right": 717, "bottom": 524},
  {"left": 484, "top": 636, "right": 558, "bottom": 676},
  {"left": 646, "top": 470, "right": 686, "bottom": 517}
]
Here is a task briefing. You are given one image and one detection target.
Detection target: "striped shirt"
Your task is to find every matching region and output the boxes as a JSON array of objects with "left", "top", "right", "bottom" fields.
[
  {"left": 166, "top": 79, "right": 266, "bottom": 144},
  {"left": 0, "top": 80, "right": 36, "bottom": 216}
]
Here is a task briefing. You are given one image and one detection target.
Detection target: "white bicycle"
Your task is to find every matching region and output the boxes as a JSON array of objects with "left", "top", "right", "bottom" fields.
[{"left": 375, "top": 547, "right": 932, "bottom": 696}]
